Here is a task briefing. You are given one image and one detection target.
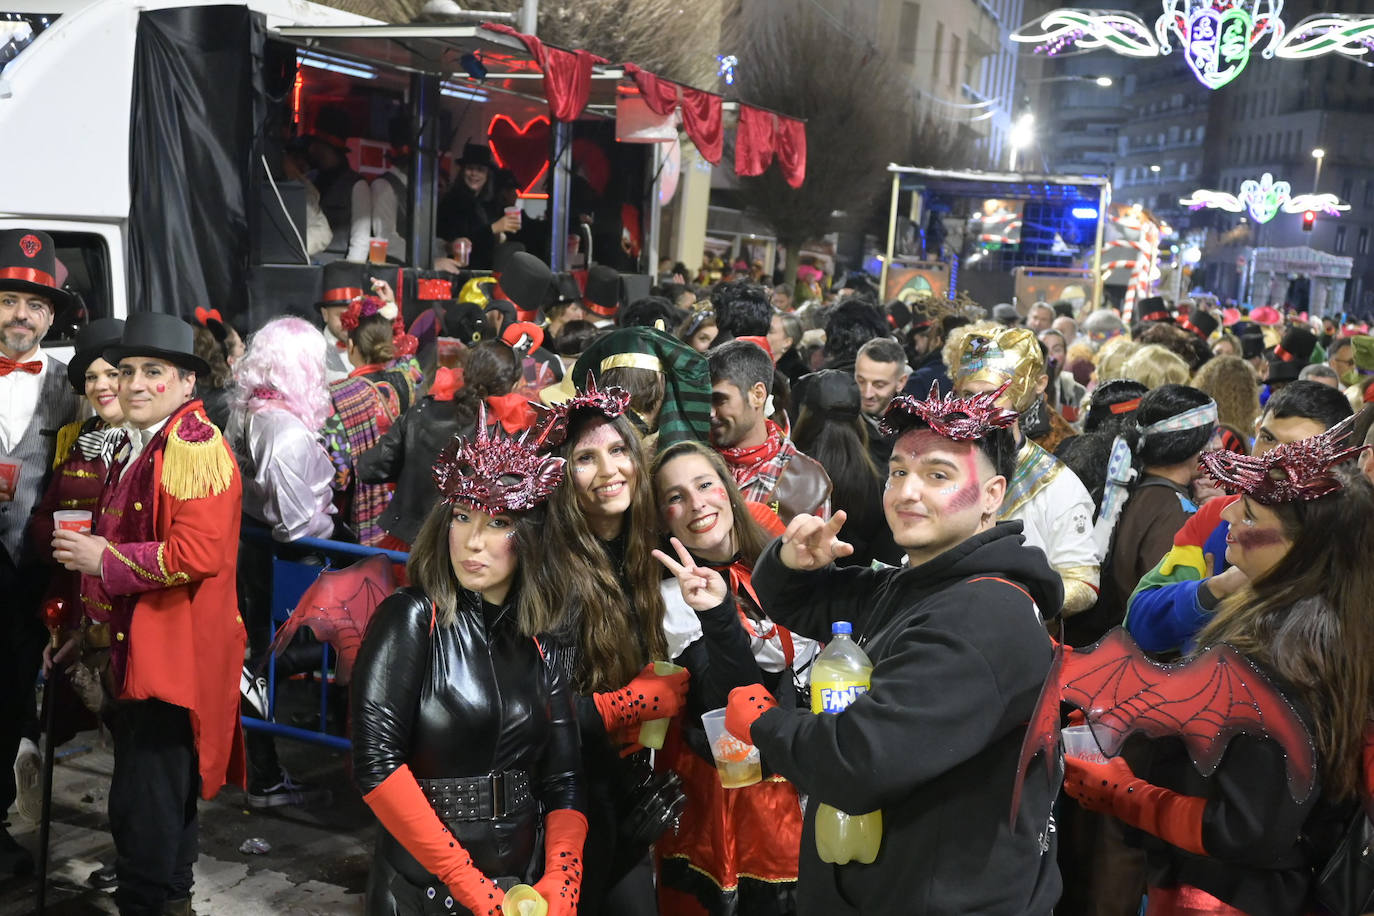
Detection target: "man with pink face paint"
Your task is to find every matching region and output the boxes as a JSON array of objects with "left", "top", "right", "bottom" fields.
[{"left": 721, "top": 386, "right": 1064, "bottom": 916}]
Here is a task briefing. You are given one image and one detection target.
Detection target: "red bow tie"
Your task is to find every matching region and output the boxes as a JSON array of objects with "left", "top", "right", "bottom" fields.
[
  {"left": 336, "top": 340, "right": 347, "bottom": 351},
  {"left": 0, "top": 356, "right": 42, "bottom": 377}
]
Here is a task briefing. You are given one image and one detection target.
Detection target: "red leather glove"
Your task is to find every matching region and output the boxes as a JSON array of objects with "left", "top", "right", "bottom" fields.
[
  {"left": 1062, "top": 756, "right": 1208, "bottom": 856},
  {"left": 592, "top": 662, "right": 690, "bottom": 732},
  {"left": 532, "top": 808, "right": 588, "bottom": 916},
  {"left": 725, "top": 684, "right": 777, "bottom": 744},
  {"left": 362, "top": 765, "right": 505, "bottom": 915}
]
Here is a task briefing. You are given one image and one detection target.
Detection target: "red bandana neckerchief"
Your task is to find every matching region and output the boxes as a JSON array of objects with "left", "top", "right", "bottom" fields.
[
  {"left": 348, "top": 363, "right": 387, "bottom": 380},
  {"left": 716, "top": 558, "right": 795, "bottom": 667},
  {"left": 717, "top": 420, "right": 784, "bottom": 469}
]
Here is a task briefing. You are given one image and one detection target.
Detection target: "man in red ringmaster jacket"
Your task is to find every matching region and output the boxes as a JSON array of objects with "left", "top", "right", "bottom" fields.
[{"left": 51, "top": 312, "right": 245, "bottom": 916}]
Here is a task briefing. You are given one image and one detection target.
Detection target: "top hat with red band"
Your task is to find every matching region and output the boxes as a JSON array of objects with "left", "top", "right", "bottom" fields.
[
  {"left": 1135, "top": 296, "right": 1172, "bottom": 324},
  {"left": 584, "top": 265, "right": 621, "bottom": 319},
  {"left": 314, "top": 261, "right": 367, "bottom": 311},
  {"left": 1178, "top": 310, "right": 1219, "bottom": 339},
  {"left": 498, "top": 251, "right": 553, "bottom": 323},
  {"left": 1267, "top": 327, "right": 1318, "bottom": 383},
  {"left": 0, "top": 229, "right": 75, "bottom": 311}
]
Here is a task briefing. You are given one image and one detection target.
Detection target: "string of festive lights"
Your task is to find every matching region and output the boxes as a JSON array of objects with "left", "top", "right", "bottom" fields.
[
  {"left": 1179, "top": 172, "right": 1351, "bottom": 223},
  {"left": 1013, "top": 0, "right": 1374, "bottom": 89}
]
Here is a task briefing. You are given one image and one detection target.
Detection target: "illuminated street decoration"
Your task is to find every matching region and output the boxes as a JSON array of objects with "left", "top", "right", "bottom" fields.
[
  {"left": 1012, "top": 1, "right": 1374, "bottom": 90},
  {"left": 1179, "top": 173, "right": 1351, "bottom": 222}
]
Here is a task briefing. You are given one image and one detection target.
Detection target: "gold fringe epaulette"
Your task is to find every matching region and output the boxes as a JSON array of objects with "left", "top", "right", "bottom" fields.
[
  {"left": 161, "top": 412, "right": 234, "bottom": 500},
  {"left": 53, "top": 419, "right": 82, "bottom": 469}
]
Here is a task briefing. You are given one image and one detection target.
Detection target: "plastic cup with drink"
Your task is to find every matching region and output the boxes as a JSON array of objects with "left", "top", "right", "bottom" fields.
[
  {"left": 451, "top": 237, "right": 472, "bottom": 267},
  {"left": 502, "top": 884, "right": 548, "bottom": 916},
  {"left": 701, "top": 708, "right": 761, "bottom": 789},
  {"left": 504, "top": 204, "right": 522, "bottom": 230},
  {"left": 637, "top": 661, "right": 684, "bottom": 750},
  {"left": 367, "top": 237, "right": 389, "bottom": 265},
  {"left": 1061, "top": 724, "right": 1110, "bottom": 764},
  {"left": 53, "top": 510, "right": 93, "bottom": 534}
]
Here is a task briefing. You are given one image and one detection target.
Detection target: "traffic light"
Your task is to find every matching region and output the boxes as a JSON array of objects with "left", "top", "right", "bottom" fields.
[{"left": 1303, "top": 210, "right": 1316, "bottom": 232}]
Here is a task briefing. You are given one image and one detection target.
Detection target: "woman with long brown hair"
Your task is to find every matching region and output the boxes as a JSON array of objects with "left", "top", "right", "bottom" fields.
[
  {"left": 650, "top": 439, "right": 820, "bottom": 916},
  {"left": 519, "top": 381, "right": 691, "bottom": 915},
  {"left": 1063, "top": 421, "right": 1374, "bottom": 915},
  {"left": 350, "top": 416, "right": 587, "bottom": 916}
]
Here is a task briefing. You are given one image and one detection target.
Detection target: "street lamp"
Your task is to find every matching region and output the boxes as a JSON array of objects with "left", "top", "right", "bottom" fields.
[
  {"left": 1312, "top": 147, "right": 1326, "bottom": 193},
  {"left": 1095, "top": 76, "right": 1113, "bottom": 87},
  {"left": 1009, "top": 112, "right": 1035, "bottom": 171}
]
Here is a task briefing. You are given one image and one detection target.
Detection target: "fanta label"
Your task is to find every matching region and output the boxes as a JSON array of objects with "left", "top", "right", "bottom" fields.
[{"left": 812, "top": 681, "right": 868, "bottom": 715}]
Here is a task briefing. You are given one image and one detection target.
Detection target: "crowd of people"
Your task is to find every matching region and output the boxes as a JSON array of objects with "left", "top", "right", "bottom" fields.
[{"left": 4, "top": 220, "right": 1374, "bottom": 916}]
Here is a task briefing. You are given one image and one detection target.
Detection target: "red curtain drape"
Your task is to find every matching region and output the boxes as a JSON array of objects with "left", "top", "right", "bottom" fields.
[
  {"left": 735, "top": 105, "right": 777, "bottom": 177},
  {"left": 775, "top": 116, "right": 807, "bottom": 189},
  {"left": 679, "top": 86, "right": 723, "bottom": 165},
  {"left": 483, "top": 23, "right": 606, "bottom": 122},
  {"left": 624, "top": 62, "right": 679, "bottom": 117}
]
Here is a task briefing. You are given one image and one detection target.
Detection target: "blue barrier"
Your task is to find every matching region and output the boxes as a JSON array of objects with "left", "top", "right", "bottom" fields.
[{"left": 241, "top": 528, "right": 408, "bottom": 751}]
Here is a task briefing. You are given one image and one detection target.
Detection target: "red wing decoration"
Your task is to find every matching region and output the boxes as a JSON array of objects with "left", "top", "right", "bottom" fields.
[
  {"left": 1011, "top": 627, "right": 1317, "bottom": 826},
  {"left": 267, "top": 553, "right": 396, "bottom": 683},
  {"left": 1010, "top": 640, "right": 1067, "bottom": 826}
]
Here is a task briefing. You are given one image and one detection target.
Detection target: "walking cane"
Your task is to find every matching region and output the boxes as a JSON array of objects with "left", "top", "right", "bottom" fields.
[{"left": 35, "top": 596, "right": 67, "bottom": 915}]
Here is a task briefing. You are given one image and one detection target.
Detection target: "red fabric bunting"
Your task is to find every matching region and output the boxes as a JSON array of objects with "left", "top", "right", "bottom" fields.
[
  {"left": 775, "top": 116, "right": 807, "bottom": 188},
  {"left": 680, "top": 86, "right": 723, "bottom": 165},
  {"left": 735, "top": 105, "right": 776, "bottom": 178},
  {"left": 624, "top": 63, "right": 680, "bottom": 117},
  {"left": 483, "top": 23, "right": 606, "bottom": 122}
]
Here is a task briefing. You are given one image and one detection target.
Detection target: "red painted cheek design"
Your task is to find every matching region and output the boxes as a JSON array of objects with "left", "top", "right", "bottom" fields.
[
  {"left": 713, "top": 487, "right": 727, "bottom": 503},
  {"left": 665, "top": 504, "right": 685, "bottom": 521},
  {"left": 155, "top": 384, "right": 166, "bottom": 393},
  {"left": 1233, "top": 527, "right": 1286, "bottom": 549},
  {"left": 943, "top": 448, "right": 984, "bottom": 513}
]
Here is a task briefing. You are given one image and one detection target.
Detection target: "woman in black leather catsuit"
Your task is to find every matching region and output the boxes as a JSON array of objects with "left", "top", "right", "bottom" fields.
[{"left": 350, "top": 417, "right": 587, "bottom": 916}]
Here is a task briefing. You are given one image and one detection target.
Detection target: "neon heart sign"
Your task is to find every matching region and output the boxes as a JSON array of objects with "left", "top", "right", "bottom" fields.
[{"left": 487, "top": 114, "right": 551, "bottom": 196}]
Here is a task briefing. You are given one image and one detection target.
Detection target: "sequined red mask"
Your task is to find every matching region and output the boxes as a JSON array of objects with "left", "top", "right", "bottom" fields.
[
  {"left": 880, "top": 381, "right": 1019, "bottom": 441},
  {"left": 1201, "top": 414, "right": 1367, "bottom": 505},
  {"left": 432, "top": 404, "right": 566, "bottom": 513}
]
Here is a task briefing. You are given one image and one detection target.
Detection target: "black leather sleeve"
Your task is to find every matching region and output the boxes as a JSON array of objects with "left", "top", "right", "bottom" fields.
[
  {"left": 356, "top": 409, "right": 408, "bottom": 484},
  {"left": 678, "top": 597, "right": 763, "bottom": 714},
  {"left": 537, "top": 638, "right": 586, "bottom": 814},
  {"left": 351, "top": 589, "right": 431, "bottom": 794}
]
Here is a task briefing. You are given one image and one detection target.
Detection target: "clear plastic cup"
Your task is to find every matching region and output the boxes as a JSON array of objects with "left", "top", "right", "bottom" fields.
[
  {"left": 503, "top": 884, "right": 547, "bottom": 916},
  {"left": 637, "top": 661, "right": 684, "bottom": 750},
  {"left": 1062, "top": 724, "right": 1110, "bottom": 764},
  {"left": 368, "top": 238, "right": 389, "bottom": 264},
  {"left": 701, "top": 707, "right": 761, "bottom": 788},
  {"left": 505, "top": 205, "right": 523, "bottom": 228},
  {"left": 53, "top": 509, "right": 92, "bottom": 534}
]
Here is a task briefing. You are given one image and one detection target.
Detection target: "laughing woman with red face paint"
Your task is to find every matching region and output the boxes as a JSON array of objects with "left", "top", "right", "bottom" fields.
[
  {"left": 1063, "top": 420, "right": 1374, "bottom": 916},
  {"left": 649, "top": 439, "right": 821, "bottom": 916},
  {"left": 350, "top": 414, "right": 586, "bottom": 916}
]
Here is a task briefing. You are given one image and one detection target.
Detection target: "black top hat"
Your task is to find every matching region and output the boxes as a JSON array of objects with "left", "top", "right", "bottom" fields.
[
  {"left": 0, "top": 229, "right": 75, "bottom": 312},
  {"left": 1136, "top": 297, "right": 1171, "bottom": 323},
  {"left": 1179, "top": 310, "right": 1219, "bottom": 339},
  {"left": 67, "top": 318, "right": 126, "bottom": 392},
  {"left": 584, "top": 265, "right": 621, "bottom": 319},
  {"left": 498, "top": 252, "right": 553, "bottom": 313},
  {"left": 457, "top": 142, "right": 494, "bottom": 169},
  {"left": 442, "top": 302, "right": 495, "bottom": 345},
  {"left": 492, "top": 241, "right": 527, "bottom": 276},
  {"left": 314, "top": 261, "right": 368, "bottom": 311},
  {"left": 1267, "top": 327, "right": 1318, "bottom": 382},
  {"left": 105, "top": 312, "right": 211, "bottom": 376}
]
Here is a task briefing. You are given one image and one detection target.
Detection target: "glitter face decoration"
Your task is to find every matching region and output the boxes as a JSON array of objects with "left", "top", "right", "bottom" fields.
[
  {"left": 952, "top": 329, "right": 1044, "bottom": 413},
  {"left": 1201, "top": 414, "right": 1367, "bottom": 505},
  {"left": 432, "top": 404, "right": 566, "bottom": 514},
  {"left": 881, "top": 381, "right": 1020, "bottom": 441}
]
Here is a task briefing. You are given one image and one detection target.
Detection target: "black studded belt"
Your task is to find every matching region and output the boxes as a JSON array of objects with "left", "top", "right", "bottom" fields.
[{"left": 416, "top": 771, "right": 533, "bottom": 822}]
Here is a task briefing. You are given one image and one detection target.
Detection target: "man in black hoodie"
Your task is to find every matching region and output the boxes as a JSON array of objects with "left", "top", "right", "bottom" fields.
[{"left": 726, "top": 386, "right": 1063, "bottom": 915}]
